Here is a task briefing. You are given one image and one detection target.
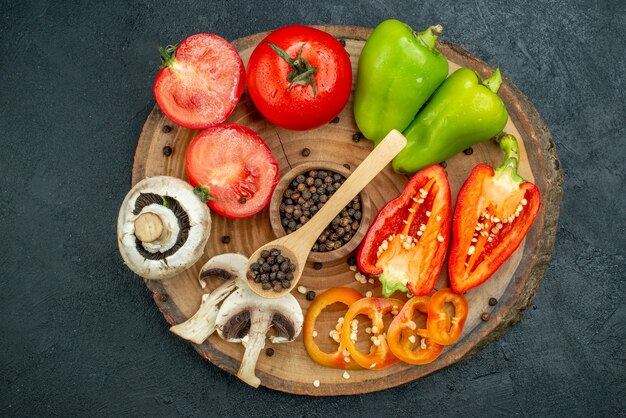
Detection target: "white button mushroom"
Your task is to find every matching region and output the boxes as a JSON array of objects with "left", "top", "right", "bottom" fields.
[
  {"left": 169, "top": 253, "right": 246, "bottom": 344},
  {"left": 117, "top": 176, "right": 211, "bottom": 280},
  {"left": 216, "top": 286, "right": 303, "bottom": 388}
]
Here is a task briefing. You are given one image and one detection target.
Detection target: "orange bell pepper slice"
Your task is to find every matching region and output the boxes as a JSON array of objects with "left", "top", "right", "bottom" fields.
[
  {"left": 303, "top": 287, "right": 364, "bottom": 369},
  {"left": 418, "top": 288, "right": 468, "bottom": 345},
  {"left": 387, "top": 295, "right": 444, "bottom": 364},
  {"left": 341, "top": 297, "right": 404, "bottom": 370}
]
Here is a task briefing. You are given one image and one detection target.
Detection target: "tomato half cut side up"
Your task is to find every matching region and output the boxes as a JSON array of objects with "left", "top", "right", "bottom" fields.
[
  {"left": 387, "top": 296, "right": 444, "bottom": 365},
  {"left": 154, "top": 33, "right": 245, "bottom": 129},
  {"left": 341, "top": 297, "right": 404, "bottom": 370},
  {"left": 417, "top": 288, "right": 468, "bottom": 346},
  {"left": 185, "top": 124, "right": 279, "bottom": 219},
  {"left": 357, "top": 164, "right": 451, "bottom": 297},
  {"left": 449, "top": 135, "right": 541, "bottom": 293},
  {"left": 303, "top": 288, "right": 364, "bottom": 370}
]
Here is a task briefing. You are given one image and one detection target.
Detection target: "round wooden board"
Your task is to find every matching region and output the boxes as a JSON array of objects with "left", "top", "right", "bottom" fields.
[{"left": 131, "top": 26, "right": 563, "bottom": 395}]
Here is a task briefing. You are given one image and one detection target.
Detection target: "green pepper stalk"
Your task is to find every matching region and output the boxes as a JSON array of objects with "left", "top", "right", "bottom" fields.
[
  {"left": 353, "top": 20, "right": 449, "bottom": 143},
  {"left": 393, "top": 68, "right": 509, "bottom": 174}
]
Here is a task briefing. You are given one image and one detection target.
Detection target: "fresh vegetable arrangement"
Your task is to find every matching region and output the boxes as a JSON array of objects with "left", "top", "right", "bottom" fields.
[{"left": 116, "top": 20, "right": 546, "bottom": 391}]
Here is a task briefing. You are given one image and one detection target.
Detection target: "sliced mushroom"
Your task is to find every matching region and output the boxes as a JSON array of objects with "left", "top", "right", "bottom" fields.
[
  {"left": 117, "top": 176, "right": 211, "bottom": 280},
  {"left": 216, "top": 286, "right": 303, "bottom": 388},
  {"left": 170, "top": 253, "right": 246, "bottom": 344}
]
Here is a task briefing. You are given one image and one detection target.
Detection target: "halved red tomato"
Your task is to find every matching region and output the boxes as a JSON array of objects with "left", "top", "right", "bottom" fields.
[
  {"left": 185, "top": 124, "right": 279, "bottom": 219},
  {"left": 154, "top": 33, "right": 245, "bottom": 129}
]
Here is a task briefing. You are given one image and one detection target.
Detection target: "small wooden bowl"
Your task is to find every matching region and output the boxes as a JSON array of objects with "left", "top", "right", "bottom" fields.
[{"left": 269, "top": 161, "right": 372, "bottom": 264}]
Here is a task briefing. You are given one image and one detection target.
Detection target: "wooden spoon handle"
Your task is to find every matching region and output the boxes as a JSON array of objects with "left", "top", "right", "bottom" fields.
[{"left": 298, "top": 130, "right": 407, "bottom": 247}]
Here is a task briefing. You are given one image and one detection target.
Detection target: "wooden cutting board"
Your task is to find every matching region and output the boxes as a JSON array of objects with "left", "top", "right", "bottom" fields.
[{"left": 131, "top": 25, "right": 563, "bottom": 395}]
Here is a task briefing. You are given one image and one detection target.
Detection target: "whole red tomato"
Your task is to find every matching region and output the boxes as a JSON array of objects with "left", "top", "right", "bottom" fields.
[{"left": 246, "top": 25, "right": 352, "bottom": 131}]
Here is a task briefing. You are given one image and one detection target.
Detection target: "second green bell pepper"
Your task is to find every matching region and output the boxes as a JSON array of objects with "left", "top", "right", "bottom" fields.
[
  {"left": 354, "top": 19, "right": 449, "bottom": 143},
  {"left": 393, "top": 67, "right": 509, "bottom": 173}
]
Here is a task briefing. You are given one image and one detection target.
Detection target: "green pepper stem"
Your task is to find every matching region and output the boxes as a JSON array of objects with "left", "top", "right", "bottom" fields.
[
  {"left": 495, "top": 134, "right": 525, "bottom": 183},
  {"left": 416, "top": 24, "right": 443, "bottom": 50},
  {"left": 481, "top": 68, "right": 503, "bottom": 93},
  {"left": 159, "top": 44, "right": 177, "bottom": 68}
]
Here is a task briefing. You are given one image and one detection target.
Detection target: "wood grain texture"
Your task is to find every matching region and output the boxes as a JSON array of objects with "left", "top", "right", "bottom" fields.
[{"left": 131, "top": 25, "right": 563, "bottom": 395}]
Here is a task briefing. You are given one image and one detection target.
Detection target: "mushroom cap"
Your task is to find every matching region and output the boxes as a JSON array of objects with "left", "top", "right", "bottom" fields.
[
  {"left": 215, "top": 286, "right": 303, "bottom": 343},
  {"left": 117, "top": 176, "right": 211, "bottom": 280},
  {"left": 198, "top": 253, "right": 248, "bottom": 288}
]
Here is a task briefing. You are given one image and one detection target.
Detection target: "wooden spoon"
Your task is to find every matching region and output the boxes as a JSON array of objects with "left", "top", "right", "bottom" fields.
[{"left": 246, "top": 130, "right": 407, "bottom": 298}]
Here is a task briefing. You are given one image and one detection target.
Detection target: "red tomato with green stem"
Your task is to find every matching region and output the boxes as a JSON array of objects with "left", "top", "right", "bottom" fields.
[
  {"left": 154, "top": 33, "right": 245, "bottom": 129},
  {"left": 246, "top": 25, "right": 352, "bottom": 130},
  {"left": 186, "top": 124, "right": 279, "bottom": 219}
]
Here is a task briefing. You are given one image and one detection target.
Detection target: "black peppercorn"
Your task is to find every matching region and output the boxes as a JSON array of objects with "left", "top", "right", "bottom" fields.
[
  {"left": 481, "top": 312, "right": 490, "bottom": 321},
  {"left": 306, "top": 290, "right": 316, "bottom": 301},
  {"left": 352, "top": 132, "right": 362, "bottom": 142},
  {"left": 347, "top": 256, "right": 357, "bottom": 266},
  {"left": 266, "top": 347, "right": 274, "bottom": 356},
  {"left": 162, "top": 146, "right": 173, "bottom": 156},
  {"left": 339, "top": 38, "right": 346, "bottom": 47},
  {"left": 440, "top": 161, "right": 447, "bottom": 168},
  {"left": 221, "top": 235, "right": 231, "bottom": 244},
  {"left": 313, "top": 262, "right": 322, "bottom": 270},
  {"left": 162, "top": 125, "right": 172, "bottom": 133},
  {"left": 489, "top": 297, "right": 498, "bottom": 306},
  {"left": 330, "top": 116, "right": 340, "bottom": 124},
  {"left": 463, "top": 147, "right": 474, "bottom": 155},
  {"left": 239, "top": 197, "right": 247, "bottom": 204},
  {"left": 302, "top": 148, "right": 311, "bottom": 157},
  {"left": 343, "top": 163, "right": 350, "bottom": 170}
]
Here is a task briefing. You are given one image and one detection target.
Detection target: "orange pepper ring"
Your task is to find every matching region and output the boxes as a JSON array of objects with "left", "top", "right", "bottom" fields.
[
  {"left": 341, "top": 297, "right": 404, "bottom": 370},
  {"left": 424, "top": 288, "right": 469, "bottom": 345},
  {"left": 388, "top": 296, "right": 444, "bottom": 365},
  {"left": 303, "top": 287, "right": 364, "bottom": 369}
]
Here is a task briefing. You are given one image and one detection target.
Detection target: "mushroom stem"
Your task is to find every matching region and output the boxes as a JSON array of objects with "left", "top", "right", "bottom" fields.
[
  {"left": 237, "top": 311, "right": 273, "bottom": 388},
  {"left": 170, "top": 280, "right": 237, "bottom": 344},
  {"left": 134, "top": 212, "right": 164, "bottom": 243}
]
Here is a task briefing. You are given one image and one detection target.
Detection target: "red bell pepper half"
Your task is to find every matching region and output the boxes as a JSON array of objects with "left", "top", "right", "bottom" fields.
[
  {"left": 357, "top": 165, "right": 451, "bottom": 297},
  {"left": 449, "top": 134, "right": 541, "bottom": 293}
]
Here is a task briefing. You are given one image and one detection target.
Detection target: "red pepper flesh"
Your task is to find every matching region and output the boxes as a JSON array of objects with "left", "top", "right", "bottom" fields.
[
  {"left": 449, "top": 135, "right": 541, "bottom": 293},
  {"left": 357, "top": 165, "right": 451, "bottom": 297}
]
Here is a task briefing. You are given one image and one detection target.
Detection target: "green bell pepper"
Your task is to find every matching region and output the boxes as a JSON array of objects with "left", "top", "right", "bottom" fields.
[
  {"left": 392, "top": 67, "right": 509, "bottom": 173},
  {"left": 354, "top": 19, "right": 449, "bottom": 143}
]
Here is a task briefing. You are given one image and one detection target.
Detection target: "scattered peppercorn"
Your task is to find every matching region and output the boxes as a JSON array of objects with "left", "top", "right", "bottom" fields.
[
  {"left": 481, "top": 312, "right": 490, "bottom": 321},
  {"left": 239, "top": 197, "right": 247, "bottom": 204},
  {"left": 330, "top": 116, "right": 340, "bottom": 124},
  {"left": 488, "top": 297, "right": 498, "bottom": 306},
  {"left": 162, "top": 125, "right": 172, "bottom": 133},
  {"left": 313, "top": 262, "right": 322, "bottom": 270},
  {"left": 352, "top": 132, "right": 363, "bottom": 143},
  {"left": 439, "top": 161, "right": 447, "bottom": 168},
  {"left": 347, "top": 255, "right": 357, "bottom": 266},
  {"left": 302, "top": 148, "right": 311, "bottom": 157},
  {"left": 339, "top": 38, "right": 346, "bottom": 47},
  {"left": 306, "top": 290, "right": 316, "bottom": 301},
  {"left": 265, "top": 347, "right": 274, "bottom": 356},
  {"left": 222, "top": 235, "right": 231, "bottom": 244},
  {"left": 343, "top": 163, "right": 350, "bottom": 170},
  {"left": 162, "top": 146, "right": 173, "bottom": 156},
  {"left": 463, "top": 147, "right": 474, "bottom": 155},
  {"left": 249, "top": 248, "right": 296, "bottom": 293},
  {"left": 279, "top": 169, "right": 362, "bottom": 252}
]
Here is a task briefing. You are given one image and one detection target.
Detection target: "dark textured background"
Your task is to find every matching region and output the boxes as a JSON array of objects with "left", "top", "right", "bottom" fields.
[{"left": 1, "top": 0, "right": 624, "bottom": 416}]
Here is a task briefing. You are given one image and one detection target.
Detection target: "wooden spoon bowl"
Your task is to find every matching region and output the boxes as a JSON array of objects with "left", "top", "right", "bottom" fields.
[{"left": 268, "top": 161, "right": 372, "bottom": 264}]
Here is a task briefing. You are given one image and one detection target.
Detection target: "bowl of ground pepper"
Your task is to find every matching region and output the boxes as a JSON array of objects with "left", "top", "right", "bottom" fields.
[{"left": 269, "top": 161, "right": 372, "bottom": 264}]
